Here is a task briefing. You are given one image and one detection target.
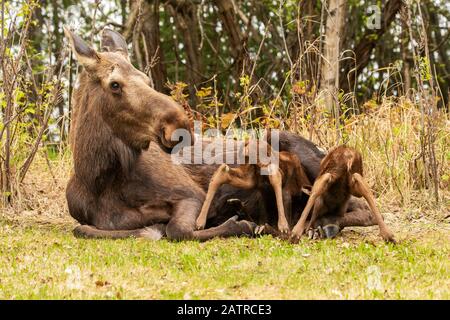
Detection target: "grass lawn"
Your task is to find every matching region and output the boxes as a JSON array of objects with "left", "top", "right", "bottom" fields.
[{"left": 0, "top": 215, "right": 448, "bottom": 300}]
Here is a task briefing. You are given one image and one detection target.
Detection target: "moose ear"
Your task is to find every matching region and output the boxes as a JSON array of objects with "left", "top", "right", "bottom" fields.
[
  {"left": 101, "top": 28, "right": 129, "bottom": 60},
  {"left": 63, "top": 26, "right": 100, "bottom": 69}
]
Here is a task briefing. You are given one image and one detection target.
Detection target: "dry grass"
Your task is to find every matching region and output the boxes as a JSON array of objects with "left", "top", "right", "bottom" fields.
[
  {"left": 2, "top": 97, "right": 449, "bottom": 233},
  {"left": 288, "top": 96, "right": 449, "bottom": 214},
  {"left": 2, "top": 98, "right": 449, "bottom": 224}
]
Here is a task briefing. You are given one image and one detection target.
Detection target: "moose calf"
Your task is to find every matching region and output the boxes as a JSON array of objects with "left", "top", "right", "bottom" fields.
[
  {"left": 290, "top": 146, "right": 395, "bottom": 243},
  {"left": 195, "top": 139, "right": 310, "bottom": 233}
]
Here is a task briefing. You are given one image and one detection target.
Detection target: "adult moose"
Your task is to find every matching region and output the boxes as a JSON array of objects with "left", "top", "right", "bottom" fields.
[
  {"left": 65, "top": 27, "right": 379, "bottom": 241},
  {"left": 65, "top": 27, "right": 257, "bottom": 241}
]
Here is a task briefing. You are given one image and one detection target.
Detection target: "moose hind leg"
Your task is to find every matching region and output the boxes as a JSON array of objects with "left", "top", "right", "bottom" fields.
[
  {"left": 75, "top": 205, "right": 168, "bottom": 240},
  {"left": 193, "top": 216, "right": 256, "bottom": 241},
  {"left": 166, "top": 198, "right": 257, "bottom": 241},
  {"left": 73, "top": 224, "right": 166, "bottom": 240}
]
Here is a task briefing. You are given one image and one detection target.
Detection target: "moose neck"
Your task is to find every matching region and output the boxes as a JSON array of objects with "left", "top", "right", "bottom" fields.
[{"left": 71, "top": 74, "right": 138, "bottom": 193}]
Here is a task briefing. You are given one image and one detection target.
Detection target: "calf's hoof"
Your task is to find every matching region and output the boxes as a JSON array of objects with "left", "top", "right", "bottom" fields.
[
  {"left": 307, "top": 226, "right": 323, "bottom": 240},
  {"left": 289, "top": 231, "right": 303, "bottom": 244},
  {"left": 381, "top": 230, "right": 396, "bottom": 243},
  {"left": 289, "top": 235, "right": 301, "bottom": 244},
  {"left": 195, "top": 218, "right": 206, "bottom": 230},
  {"left": 277, "top": 221, "right": 290, "bottom": 234},
  {"left": 255, "top": 224, "right": 289, "bottom": 240}
]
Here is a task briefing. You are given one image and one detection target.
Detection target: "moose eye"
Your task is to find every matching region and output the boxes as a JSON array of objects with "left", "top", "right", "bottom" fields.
[{"left": 110, "top": 81, "right": 121, "bottom": 93}]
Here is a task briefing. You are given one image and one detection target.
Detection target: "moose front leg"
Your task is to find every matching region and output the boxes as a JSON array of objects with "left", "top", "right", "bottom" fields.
[
  {"left": 350, "top": 173, "right": 396, "bottom": 243},
  {"left": 167, "top": 198, "right": 201, "bottom": 240},
  {"left": 282, "top": 189, "right": 292, "bottom": 227},
  {"left": 194, "top": 216, "right": 256, "bottom": 241},
  {"left": 196, "top": 164, "right": 255, "bottom": 230},
  {"left": 290, "top": 173, "right": 331, "bottom": 243},
  {"left": 196, "top": 164, "right": 228, "bottom": 230},
  {"left": 267, "top": 166, "right": 290, "bottom": 233},
  {"left": 305, "top": 196, "right": 328, "bottom": 233}
]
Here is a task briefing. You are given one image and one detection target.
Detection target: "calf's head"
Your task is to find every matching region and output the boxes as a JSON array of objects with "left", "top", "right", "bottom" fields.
[{"left": 64, "top": 27, "right": 191, "bottom": 152}]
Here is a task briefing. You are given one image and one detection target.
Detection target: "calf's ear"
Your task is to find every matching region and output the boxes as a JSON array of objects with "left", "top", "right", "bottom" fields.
[
  {"left": 63, "top": 26, "right": 100, "bottom": 70},
  {"left": 101, "top": 28, "right": 129, "bottom": 60}
]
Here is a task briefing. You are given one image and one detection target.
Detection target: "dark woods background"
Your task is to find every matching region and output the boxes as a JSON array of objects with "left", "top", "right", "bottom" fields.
[
  {"left": 0, "top": 0, "right": 449, "bottom": 203},
  {"left": 18, "top": 0, "right": 449, "bottom": 106}
]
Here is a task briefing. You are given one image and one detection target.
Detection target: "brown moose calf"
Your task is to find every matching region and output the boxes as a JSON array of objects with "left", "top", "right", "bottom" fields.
[
  {"left": 195, "top": 139, "right": 311, "bottom": 233},
  {"left": 290, "top": 146, "right": 395, "bottom": 243}
]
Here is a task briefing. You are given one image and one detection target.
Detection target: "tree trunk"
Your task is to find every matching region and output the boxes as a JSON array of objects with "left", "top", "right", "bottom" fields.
[
  {"left": 401, "top": 12, "right": 411, "bottom": 96},
  {"left": 321, "top": 0, "right": 345, "bottom": 113},
  {"left": 214, "top": 0, "right": 251, "bottom": 77},
  {"left": 126, "top": 0, "right": 168, "bottom": 93},
  {"left": 142, "top": 0, "right": 168, "bottom": 93},
  {"left": 166, "top": 0, "right": 203, "bottom": 104},
  {"left": 428, "top": 6, "right": 450, "bottom": 107}
]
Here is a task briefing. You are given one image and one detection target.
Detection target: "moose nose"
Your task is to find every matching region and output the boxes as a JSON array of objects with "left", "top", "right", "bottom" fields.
[{"left": 159, "top": 112, "right": 194, "bottom": 150}]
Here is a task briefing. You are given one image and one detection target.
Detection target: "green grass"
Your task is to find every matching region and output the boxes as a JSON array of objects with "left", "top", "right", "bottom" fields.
[{"left": 0, "top": 218, "right": 448, "bottom": 300}]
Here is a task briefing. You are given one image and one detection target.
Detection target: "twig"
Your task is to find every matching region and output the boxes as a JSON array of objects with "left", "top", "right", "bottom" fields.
[{"left": 90, "top": 0, "right": 101, "bottom": 45}]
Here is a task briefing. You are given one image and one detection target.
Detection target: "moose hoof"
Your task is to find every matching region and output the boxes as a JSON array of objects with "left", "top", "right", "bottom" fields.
[
  {"left": 227, "top": 198, "right": 244, "bottom": 208},
  {"left": 254, "top": 225, "right": 265, "bottom": 236},
  {"left": 195, "top": 218, "right": 207, "bottom": 230},
  {"left": 254, "top": 224, "right": 273, "bottom": 237},
  {"left": 381, "top": 231, "right": 396, "bottom": 244},
  {"left": 73, "top": 225, "right": 95, "bottom": 238},
  {"left": 223, "top": 215, "right": 256, "bottom": 236},
  {"left": 307, "top": 227, "right": 323, "bottom": 240},
  {"left": 289, "top": 234, "right": 301, "bottom": 244},
  {"left": 323, "top": 224, "right": 340, "bottom": 239},
  {"left": 278, "top": 222, "right": 290, "bottom": 234},
  {"left": 236, "top": 219, "right": 257, "bottom": 236}
]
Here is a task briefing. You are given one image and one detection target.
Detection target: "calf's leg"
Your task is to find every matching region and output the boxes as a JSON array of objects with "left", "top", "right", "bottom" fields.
[
  {"left": 290, "top": 173, "right": 331, "bottom": 242},
  {"left": 312, "top": 197, "right": 383, "bottom": 239},
  {"left": 350, "top": 173, "right": 395, "bottom": 242},
  {"left": 267, "top": 166, "right": 290, "bottom": 233},
  {"left": 196, "top": 164, "right": 255, "bottom": 230}
]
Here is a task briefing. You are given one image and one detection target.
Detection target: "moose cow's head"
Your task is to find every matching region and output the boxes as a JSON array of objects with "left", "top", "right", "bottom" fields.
[{"left": 64, "top": 27, "right": 191, "bottom": 152}]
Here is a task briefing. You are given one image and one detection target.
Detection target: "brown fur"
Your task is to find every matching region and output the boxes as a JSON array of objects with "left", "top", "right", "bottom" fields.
[
  {"left": 195, "top": 139, "right": 311, "bottom": 233},
  {"left": 65, "top": 28, "right": 256, "bottom": 240},
  {"left": 65, "top": 28, "right": 381, "bottom": 241},
  {"left": 290, "top": 146, "right": 396, "bottom": 243}
]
